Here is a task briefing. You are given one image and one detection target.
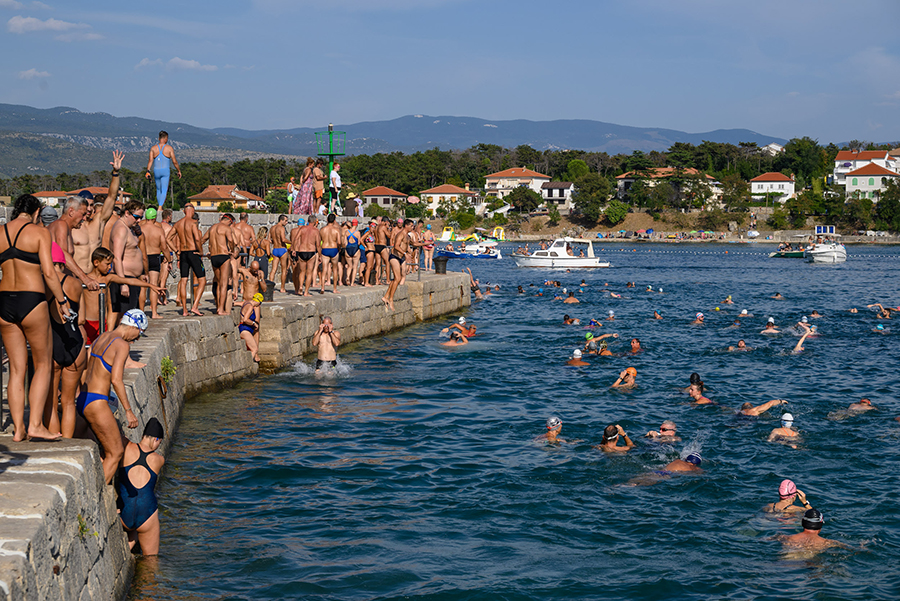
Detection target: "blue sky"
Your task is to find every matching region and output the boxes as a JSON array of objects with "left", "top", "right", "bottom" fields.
[{"left": 2, "top": 0, "right": 899, "bottom": 144}]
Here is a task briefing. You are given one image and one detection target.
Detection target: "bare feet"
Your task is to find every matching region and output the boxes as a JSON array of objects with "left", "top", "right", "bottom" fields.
[
  {"left": 151, "top": 313, "right": 162, "bottom": 319},
  {"left": 216, "top": 311, "right": 229, "bottom": 316},
  {"left": 27, "top": 426, "right": 62, "bottom": 441},
  {"left": 125, "top": 358, "right": 147, "bottom": 369},
  {"left": 190, "top": 309, "right": 203, "bottom": 316}
]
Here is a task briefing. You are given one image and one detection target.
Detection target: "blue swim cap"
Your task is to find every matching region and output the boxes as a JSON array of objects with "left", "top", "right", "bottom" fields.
[
  {"left": 298, "top": 218, "right": 307, "bottom": 226},
  {"left": 876, "top": 324, "right": 884, "bottom": 330},
  {"left": 426, "top": 224, "right": 432, "bottom": 230},
  {"left": 685, "top": 452, "right": 702, "bottom": 466},
  {"left": 538, "top": 288, "right": 543, "bottom": 293}
]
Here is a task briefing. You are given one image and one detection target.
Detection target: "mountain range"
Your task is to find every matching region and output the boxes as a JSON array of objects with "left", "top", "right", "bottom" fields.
[{"left": 0, "top": 103, "right": 790, "bottom": 178}]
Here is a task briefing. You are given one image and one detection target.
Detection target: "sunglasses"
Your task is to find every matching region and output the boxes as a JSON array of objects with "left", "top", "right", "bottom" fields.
[
  {"left": 132, "top": 213, "right": 144, "bottom": 220},
  {"left": 661, "top": 427, "right": 676, "bottom": 432}
]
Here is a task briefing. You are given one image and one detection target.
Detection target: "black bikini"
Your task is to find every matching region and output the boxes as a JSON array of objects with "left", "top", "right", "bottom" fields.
[
  {"left": 50, "top": 275, "right": 83, "bottom": 367},
  {"left": 0, "top": 223, "right": 47, "bottom": 324}
]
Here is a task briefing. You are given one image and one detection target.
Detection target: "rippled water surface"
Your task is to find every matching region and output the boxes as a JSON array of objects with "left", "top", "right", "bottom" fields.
[{"left": 132, "top": 244, "right": 900, "bottom": 601}]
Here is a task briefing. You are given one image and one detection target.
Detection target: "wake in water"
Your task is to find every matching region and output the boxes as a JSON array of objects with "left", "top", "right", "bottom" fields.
[{"left": 285, "top": 357, "right": 353, "bottom": 378}]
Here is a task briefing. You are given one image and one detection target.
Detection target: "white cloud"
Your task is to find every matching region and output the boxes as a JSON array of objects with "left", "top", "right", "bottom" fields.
[
  {"left": 0, "top": 0, "right": 23, "bottom": 9},
  {"left": 17, "top": 68, "right": 50, "bottom": 79},
  {"left": 135, "top": 58, "right": 163, "bottom": 69},
  {"left": 30, "top": 1, "right": 51, "bottom": 8},
  {"left": 166, "top": 57, "right": 217, "bottom": 72},
  {"left": 7, "top": 15, "right": 85, "bottom": 33},
  {"left": 135, "top": 56, "right": 218, "bottom": 72}
]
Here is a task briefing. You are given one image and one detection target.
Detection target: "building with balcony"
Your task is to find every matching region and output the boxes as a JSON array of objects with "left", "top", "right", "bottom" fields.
[
  {"left": 540, "top": 182, "right": 575, "bottom": 214},
  {"left": 832, "top": 150, "right": 899, "bottom": 186},
  {"left": 844, "top": 163, "right": 900, "bottom": 201},
  {"left": 484, "top": 167, "right": 550, "bottom": 199}
]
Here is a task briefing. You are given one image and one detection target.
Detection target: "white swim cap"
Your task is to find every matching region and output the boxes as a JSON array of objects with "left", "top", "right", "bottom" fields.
[
  {"left": 801, "top": 316, "right": 808, "bottom": 323},
  {"left": 563, "top": 288, "right": 567, "bottom": 294},
  {"left": 573, "top": 349, "right": 582, "bottom": 358},
  {"left": 768, "top": 317, "right": 775, "bottom": 324},
  {"left": 740, "top": 309, "right": 748, "bottom": 315},
  {"left": 459, "top": 317, "right": 466, "bottom": 325},
  {"left": 608, "top": 310, "right": 614, "bottom": 316},
  {"left": 781, "top": 413, "right": 794, "bottom": 425}
]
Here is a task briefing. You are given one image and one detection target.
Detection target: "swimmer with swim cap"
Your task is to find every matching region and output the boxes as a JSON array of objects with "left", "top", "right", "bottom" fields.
[
  {"left": 739, "top": 399, "right": 787, "bottom": 416},
  {"left": 543, "top": 416, "right": 564, "bottom": 443},
  {"left": 780, "top": 508, "right": 847, "bottom": 550},
  {"left": 767, "top": 413, "right": 799, "bottom": 448},
  {"left": 662, "top": 452, "right": 702, "bottom": 472},
  {"left": 765, "top": 479, "right": 811, "bottom": 514},
  {"left": 612, "top": 367, "right": 637, "bottom": 388},
  {"left": 566, "top": 349, "right": 589, "bottom": 366},
  {"left": 596, "top": 424, "right": 633, "bottom": 452},
  {"left": 692, "top": 312, "right": 705, "bottom": 324}
]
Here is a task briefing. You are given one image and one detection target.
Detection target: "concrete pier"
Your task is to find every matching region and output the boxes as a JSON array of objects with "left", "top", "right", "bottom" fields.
[{"left": 0, "top": 272, "right": 470, "bottom": 601}]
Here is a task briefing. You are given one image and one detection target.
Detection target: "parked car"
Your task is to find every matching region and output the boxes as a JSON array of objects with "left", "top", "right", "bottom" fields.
[{"left": 529, "top": 208, "right": 549, "bottom": 217}]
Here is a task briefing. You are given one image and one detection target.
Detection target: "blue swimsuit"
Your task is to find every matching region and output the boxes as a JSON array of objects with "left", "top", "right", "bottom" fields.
[
  {"left": 116, "top": 445, "right": 159, "bottom": 530},
  {"left": 239, "top": 309, "right": 256, "bottom": 335},
  {"left": 76, "top": 337, "right": 117, "bottom": 416},
  {"left": 153, "top": 142, "right": 171, "bottom": 207}
]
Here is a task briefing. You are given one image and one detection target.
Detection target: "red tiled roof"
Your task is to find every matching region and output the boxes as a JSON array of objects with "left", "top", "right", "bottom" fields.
[
  {"left": 362, "top": 186, "right": 406, "bottom": 197},
  {"left": 33, "top": 190, "right": 68, "bottom": 197},
  {"left": 420, "top": 184, "right": 476, "bottom": 195},
  {"left": 834, "top": 150, "right": 889, "bottom": 161},
  {"left": 615, "top": 167, "right": 714, "bottom": 180},
  {"left": 188, "top": 185, "right": 264, "bottom": 202},
  {"left": 541, "top": 181, "right": 574, "bottom": 189},
  {"left": 485, "top": 167, "right": 550, "bottom": 179},
  {"left": 845, "top": 163, "right": 900, "bottom": 177},
  {"left": 750, "top": 172, "right": 794, "bottom": 183}
]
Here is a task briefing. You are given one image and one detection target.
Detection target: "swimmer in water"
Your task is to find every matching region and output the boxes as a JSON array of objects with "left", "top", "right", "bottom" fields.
[
  {"left": 727, "top": 339, "right": 752, "bottom": 351},
  {"left": 767, "top": 413, "right": 799, "bottom": 448},
  {"left": 692, "top": 312, "right": 705, "bottom": 325},
  {"left": 595, "top": 424, "right": 633, "bottom": 452},
  {"left": 588, "top": 318, "right": 602, "bottom": 326},
  {"left": 739, "top": 309, "right": 751, "bottom": 318},
  {"left": 629, "top": 338, "right": 641, "bottom": 353},
  {"left": 772, "top": 292, "right": 784, "bottom": 300},
  {"left": 611, "top": 366, "right": 637, "bottom": 388},
  {"left": 663, "top": 452, "right": 702, "bottom": 472},
  {"left": 563, "top": 290, "right": 579, "bottom": 304},
  {"left": 688, "top": 385, "right": 713, "bottom": 405},
  {"left": 610, "top": 292, "right": 622, "bottom": 299},
  {"left": 584, "top": 332, "right": 617, "bottom": 354},
  {"left": 645, "top": 420, "right": 681, "bottom": 442},
  {"left": 685, "top": 372, "right": 705, "bottom": 393},
  {"left": 761, "top": 317, "right": 780, "bottom": 334},
  {"left": 566, "top": 349, "right": 589, "bottom": 366},
  {"left": 849, "top": 307, "right": 858, "bottom": 314},
  {"left": 441, "top": 331, "right": 468, "bottom": 347},
  {"left": 653, "top": 310, "right": 662, "bottom": 320},
  {"left": 873, "top": 324, "right": 887, "bottom": 334},
  {"left": 792, "top": 326, "right": 812, "bottom": 353},
  {"left": 778, "top": 508, "right": 847, "bottom": 550},
  {"left": 810, "top": 310, "right": 822, "bottom": 318},
  {"left": 848, "top": 398, "right": 875, "bottom": 412},
  {"left": 562, "top": 314, "right": 580, "bottom": 325},
  {"left": 739, "top": 399, "right": 787, "bottom": 416},
  {"left": 722, "top": 295, "right": 734, "bottom": 304},
  {"left": 442, "top": 316, "right": 476, "bottom": 337},
  {"left": 867, "top": 303, "right": 893, "bottom": 319},
  {"left": 765, "top": 479, "right": 812, "bottom": 514},
  {"left": 607, "top": 310, "right": 616, "bottom": 320},
  {"left": 541, "top": 416, "right": 565, "bottom": 444}
]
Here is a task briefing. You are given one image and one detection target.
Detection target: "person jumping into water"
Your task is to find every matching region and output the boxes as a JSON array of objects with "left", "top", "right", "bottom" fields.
[{"left": 145, "top": 131, "right": 182, "bottom": 208}]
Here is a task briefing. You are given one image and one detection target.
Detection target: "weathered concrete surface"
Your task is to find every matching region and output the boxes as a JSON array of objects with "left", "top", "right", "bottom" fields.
[{"left": 0, "top": 271, "right": 470, "bottom": 600}]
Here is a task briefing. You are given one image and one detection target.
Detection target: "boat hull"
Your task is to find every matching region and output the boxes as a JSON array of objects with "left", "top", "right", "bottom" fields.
[
  {"left": 435, "top": 250, "right": 501, "bottom": 260},
  {"left": 804, "top": 244, "right": 847, "bottom": 263},
  {"left": 513, "top": 255, "right": 609, "bottom": 268},
  {"left": 768, "top": 251, "right": 805, "bottom": 258}
]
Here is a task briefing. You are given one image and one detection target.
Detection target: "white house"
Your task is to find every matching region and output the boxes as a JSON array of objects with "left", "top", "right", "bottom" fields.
[
  {"left": 420, "top": 184, "right": 478, "bottom": 216},
  {"left": 361, "top": 186, "right": 406, "bottom": 210},
  {"left": 540, "top": 182, "right": 575, "bottom": 214},
  {"left": 832, "top": 150, "right": 899, "bottom": 186},
  {"left": 750, "top": 172, "right": 795, "bottom": 203},
  {"left": 761, "top": 143, "right": 785, "bottom": 156},
  {"left": 484, "top": 167, "right": 550, "bottom": 199},
  {"left": 844, "top": 163, "right": 900, "bottom": 201},
  {"left": 33, "top": 191, "right": 68, "bottom": 207}
]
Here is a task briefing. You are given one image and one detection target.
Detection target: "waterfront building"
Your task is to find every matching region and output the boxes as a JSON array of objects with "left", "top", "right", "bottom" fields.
[
  {"left": 540, "top": 181, "right": 575, "bottom": 214},
  {"left": 188, "top": 185, "right": 267, "bottom": 211},
  {"left": 361, "top": 185, "right": 407, "bottom": 210},
  {"left": 615, "top": 167, "right": 722, "bottom": 203},
  {"left": 844, "top": 163, "right": 900, "bottom": 201},
  {"left": 750, "top": 172, "right": 795, "bottom": 203},
  {"left": 484, "top": 167, "right": 550, "bottom": 199},
  {"left": 419, "top": 183, "right": 478, "bottom": 216},
  {"left": 832, "top": 150, "right": 899, "bottom": 186}
]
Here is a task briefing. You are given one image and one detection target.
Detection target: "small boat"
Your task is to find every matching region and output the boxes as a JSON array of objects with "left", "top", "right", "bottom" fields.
[
  {"left": 513, "top": 237, "right": 610, "bottom": 268},
  {"left": 804, "top": 227, "right": 846, "bottom": 263},
  {"left": 768, "top": 250, "right": 805, "bottom": 259},
  {"left": 435, "top": 242, "right": 502, "bottom": 260}
]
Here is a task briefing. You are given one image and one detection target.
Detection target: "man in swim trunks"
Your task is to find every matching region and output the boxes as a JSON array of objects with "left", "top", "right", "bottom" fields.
[
  {"left": 383, "top": 219, "right": 413, "bottom": 311},
  {"left": 563, "top": 290, "right": 579, "bottom": 304},
  {"left": 761, "top": 317, "right": 779, "bottom": 334},
  {"left": 292, "top": 215, "right": 319, "bottom": 296},
  {"left": 312, "top": 315, "right": 341, "bottom": 372},
  {"left": 140, "top": 208, "right": 168, "bottom": 318},
  {"left": 270, "top": 215, "right": 290, "bottom": 293},
  {"left": 48, "top": 195, "right": 99, "bottom": 290},
  {"left": 319, "top": 213, "right": 343, "bottom": 294},
  {"left": 442, "top": 316, "right": 476, "bottom": 337},
  {"left": 72, "top": 151, "right": 123, "bottom": 275},
  {"left": 441, "top": 331, "right": 469, "bottom": 347},
  {"left": 109, "top": 201, "right": 147, "bottom": 325},
  {"left": 739, "top": 399, "right": 787, "bottom": 416},
  {"left": 173, "top": 204, "right": 207, "bottom": 316},
  {"left": 159, "top": 208, "right": 176, "bottom": 297},
  {"left": 237, "top": 261, "right": 267, "bottom": 303},
  {"left": 117, "top": 417, "right": 166, "bottom": 555},
  {"left": 374, "top": 216, "right": 391, "bottom": 284},
  {"left": 145, "top": 130, "right": 181, "bottom": 207},
  {"left": 207, "top": 214, "right": 237, "bottom": 315}
]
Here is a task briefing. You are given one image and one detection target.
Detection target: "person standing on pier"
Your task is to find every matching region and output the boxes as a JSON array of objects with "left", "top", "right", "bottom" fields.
[
  {"left": 383, "top": 219, "right": 413, "bottom": 311},
  {"left": 109, "top": 201, "right": 147, "bottom": 326},
  {"left": 329, "top": 163, "right": 342, "bottom": 213},
  {"left": 313, "top": 316, "right": 341, "bottom": 372},
  {"left": 173, "top": 204, "right": 206, "bottom": 316},
  {"left": 237, "top": 261, "right": 267, "bottom": 303},
  {"left": 297, "top": 158, "right": 315, "bottom": 215},
  {"left": 207, "top": 214, "right": 238, "bottom": 316},
  {"left": 145, "top": 131, "right": 182, "bottom": 208},
  {"left": 48, "top": 195, "right": 100, "bottom": 291},
  {"left": 292, "top": 216, "right": 319, "bottom": 296},
  {"left": 312, "top": 159, "right": 327, "bottom": 214},
  {"left": 319, "top": 213, "right": 343, "bottom": 294},
  {"left": 270, "top": 215, "right": 290, "bottom": 294},
  {"left": 139, "top": 208, "right": 169, "bottom": 319},
  {"left": 72, "top": 151, "right": 124, "bottom": 275}
]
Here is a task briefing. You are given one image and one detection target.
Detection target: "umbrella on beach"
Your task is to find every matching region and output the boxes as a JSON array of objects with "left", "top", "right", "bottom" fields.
[
  {"left": 636, "top": 229, "right": 646, "bottom": 233},
  {"left": 407, "top": 196, "right": 420, "bottom": 204}
]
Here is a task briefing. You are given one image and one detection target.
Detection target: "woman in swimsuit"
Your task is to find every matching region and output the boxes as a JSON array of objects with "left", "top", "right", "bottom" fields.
[
  {"left": 44, "top": 244, "right": 87, "bottom": 438},
  {"left": 422, "top": 224, "right": 436, "bottom": 271},
  {"left": 362, "top": 222, "right": 377, "bottom": 287},
  {"left": 344, "top": 221, "right": 361, "bottom": 286},
  {"left": 252, "top": 226, "right": 272, "bottom": 282},
  {"left": 79, "top": 309, "right": 146, "bottom": 483},
  {"left": 117, "top": 417, "right": 165, "bottom": 555},
  {"left": 0, "top": 194, "right": 70, "bottom": 441},
  {"left": 239, "top": 293, "right": 262, "bottom": 362}
]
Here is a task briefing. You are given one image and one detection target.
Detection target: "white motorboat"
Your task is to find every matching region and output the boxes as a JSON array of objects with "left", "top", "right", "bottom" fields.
[
  {"left": 513, "top": 237, "right": 610, "bottom": 268},
  {"left": 803, "top": 226, "right": 847, "bottom": 263}
]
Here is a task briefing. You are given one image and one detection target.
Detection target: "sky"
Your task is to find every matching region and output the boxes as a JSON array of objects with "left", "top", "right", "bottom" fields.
[{"left": 2, "top": 0, "right": 899, "bottom": 144}]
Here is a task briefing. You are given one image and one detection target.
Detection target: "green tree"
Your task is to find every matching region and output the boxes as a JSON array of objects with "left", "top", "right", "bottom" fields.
[
  {"left": 647, "top": 182, "right": 676, "bottom": 211},
  {"left": 784, "top": 190, "right": 818, "bottom": 228},
  {"left": 571, "top": 173, "right": 611, "bottom": 223},
  {"left": 217, "top": 201, "right": 234, "bottom": 212},
  {"left": 565, "top": 159, "right": 589, "bottom": 182},
  {"left": 604, "top": 199, "right": 628, "bottom": 226},
  {"left": 874, "top": 179, "right": 900, "bottom": 231},
  {"left": 720, "top": 174, "right": 750, "bottom": 212},
  {"left": 767, "top": 208, "right": 789, "bottom": 230},
  {"left": 776, "top": 137, "right": 827, "bottom": 183},
  {"left": 624, "top": 151, "right": 653, "bottom": 173},
  {"left": 506, "top": 187, "right": 542, "bottom": 213},
  {"left": 842, "top": 195, "right": 874, "bottom": 230},
  {"left": 697, "top": 208, "right": 730, "bottom": 231}
]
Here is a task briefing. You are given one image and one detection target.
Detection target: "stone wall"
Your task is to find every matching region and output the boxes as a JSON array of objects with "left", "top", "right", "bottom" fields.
[{"left": 0, "top": 272, "right": 470, "bottom": 600}]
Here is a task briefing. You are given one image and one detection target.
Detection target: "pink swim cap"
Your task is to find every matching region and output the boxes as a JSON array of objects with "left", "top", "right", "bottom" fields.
[
  {"left": 778, "top": 479, "right": 797, "bottom": 498},
  {"left": 51, "top": 241, "right": 65, "bottom": 265}
]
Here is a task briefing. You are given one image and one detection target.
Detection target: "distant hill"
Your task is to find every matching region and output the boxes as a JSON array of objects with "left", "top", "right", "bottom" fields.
[{"left": 0, "top": 103, "right": 794, "bottom": 176}]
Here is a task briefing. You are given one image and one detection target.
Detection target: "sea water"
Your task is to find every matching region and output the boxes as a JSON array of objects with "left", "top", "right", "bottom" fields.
[{"left": 131, "top": 244, "right": 900, "bottom": 600}]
